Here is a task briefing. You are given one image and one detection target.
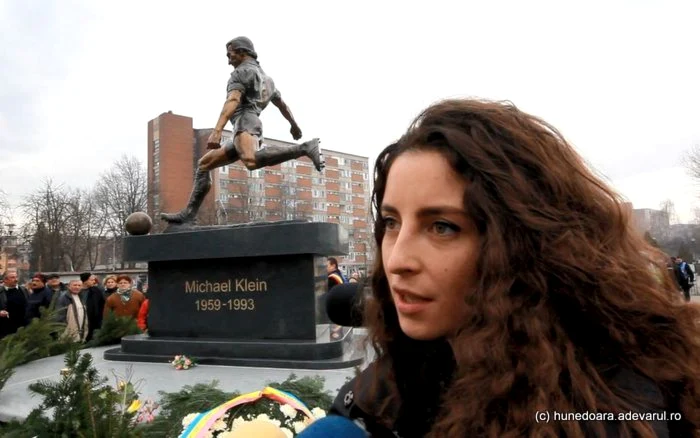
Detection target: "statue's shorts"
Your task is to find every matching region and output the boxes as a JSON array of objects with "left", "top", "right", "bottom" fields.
[{"left": 224, "top": 111, "right": 264, "bottom": 161}]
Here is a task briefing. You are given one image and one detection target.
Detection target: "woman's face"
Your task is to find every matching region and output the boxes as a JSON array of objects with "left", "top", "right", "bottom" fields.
[
  {"left": 105, "top": 278, "right": 117, "bottom": 289},
  {"left": 380, "top": 150, "right": 478, "bottom": 340},
  {"left": 117, "top": 279, "right": 131, "bottom": 289}
]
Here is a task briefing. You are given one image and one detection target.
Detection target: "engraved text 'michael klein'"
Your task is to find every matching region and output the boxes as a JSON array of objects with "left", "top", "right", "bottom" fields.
[{"left": 184, "top": 279, "right": 268, "bottom": 293}]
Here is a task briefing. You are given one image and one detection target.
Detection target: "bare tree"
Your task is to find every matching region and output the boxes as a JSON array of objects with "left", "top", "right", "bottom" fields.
[
  {"left": 0, "top": 190, "right": 8, "bottom": 227},
  {"left": 0, "top": 190, "right": 15, "bottom": 235},
  {"left": 20, "top": 181, "right": 104, "bottom": 272},
  {"left": 93, "top": 155, "right": 148, "bottom": 268},
  {"left": 21, "top": 180, "right": 73, "bottom": 272},
  {"left": 62, "top": 189, "right": 109, "bottom": 271},
  {"left": 0, "top": 189, "right": 19, "bottom": 275},
  {"left": 84, "top": 191, "right": 109, "bottom": 270},
  {"left": 684, "top": 144, "right": 700, "bottom": 185},
  {"left": 93, "top": 155, "right": 148, "bottom": 235},
  {"left": 61, "top": 189, "right": 89, "bottom": 271}
]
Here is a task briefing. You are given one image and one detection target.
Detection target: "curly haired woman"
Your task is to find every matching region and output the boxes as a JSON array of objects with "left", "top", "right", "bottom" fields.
[{"left": 329, "top": 99, "right": 700, "bottom": 437}]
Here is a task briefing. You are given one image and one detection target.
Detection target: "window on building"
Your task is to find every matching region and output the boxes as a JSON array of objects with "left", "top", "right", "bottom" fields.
[
  {"left": 345, "top": 204, "right": 353, "bottom": 213},
  {"left": 219, "top": 194, "right": 228, "bottom": 202},
  {"left": 312, "top": 177, "right": 323, "bottom": 185},
  {"left": 251, "top": 169, "right": 262, "bottom": 178},
  {"left": 220, "top": 165, "right": 229, "bottom": 174},
  {"left": 337, "top": 157, "right": 345, "bottom": 166}
]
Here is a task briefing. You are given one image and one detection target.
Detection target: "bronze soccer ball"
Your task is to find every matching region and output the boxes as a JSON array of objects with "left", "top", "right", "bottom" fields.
[{"left": 125, "top": 212, "right": 153, "bottom": 236}]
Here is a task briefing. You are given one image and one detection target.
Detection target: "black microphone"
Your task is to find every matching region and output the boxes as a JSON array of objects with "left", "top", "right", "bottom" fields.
[
  {"left": 297, "top": 415, "right": 369, "bottom": 437},
  {"left": 326, "top": 283, "right": 364, "bottom": 327}
]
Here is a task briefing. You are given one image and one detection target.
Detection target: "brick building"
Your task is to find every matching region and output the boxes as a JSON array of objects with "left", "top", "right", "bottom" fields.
[{"left": 147, "top": 111, "right": 373, "bottom": 275}]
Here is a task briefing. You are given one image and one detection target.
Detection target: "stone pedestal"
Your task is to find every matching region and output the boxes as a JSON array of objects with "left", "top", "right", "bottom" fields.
[{"left": 104, "top": 220, "right": 364, "bottom": 369}]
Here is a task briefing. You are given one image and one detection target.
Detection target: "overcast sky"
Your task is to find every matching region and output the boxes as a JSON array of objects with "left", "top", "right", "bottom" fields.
[{"left": 1, "top": 0, "right": 699, "bottom": 225}]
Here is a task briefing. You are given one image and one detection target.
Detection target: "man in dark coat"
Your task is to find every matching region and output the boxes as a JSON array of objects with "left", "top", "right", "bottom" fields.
[{"left": 79, "top": 272, "right": 106, "bottom": 341}]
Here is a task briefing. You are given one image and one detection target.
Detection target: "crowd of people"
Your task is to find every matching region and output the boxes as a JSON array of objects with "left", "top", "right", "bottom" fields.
[{"left": 0, "top": 271, "right": 149, "bottom": 341}]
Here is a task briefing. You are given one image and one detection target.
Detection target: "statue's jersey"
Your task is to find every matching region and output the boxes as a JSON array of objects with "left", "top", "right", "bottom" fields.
[{"left": 226, "top": 59, "right": 281, "bottom": 122}]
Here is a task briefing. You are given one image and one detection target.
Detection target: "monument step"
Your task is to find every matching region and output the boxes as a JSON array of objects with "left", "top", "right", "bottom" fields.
[
  {"left": 103, "top": 347, "right": 364, "bottom": 370},
  {"left": 105, "top": 327, "right": 364, "bottom": 370}
]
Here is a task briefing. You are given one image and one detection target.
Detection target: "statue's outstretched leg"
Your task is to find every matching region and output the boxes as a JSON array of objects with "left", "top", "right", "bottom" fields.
[
  {"left": 159, "top": 169, "right": 212, "bottom": 224},
  {"left": 254, "top": 138, "right": 325, "bottom": 172},
  {"left": 160, "top": 140, "right": 239, "bottom": 224}
]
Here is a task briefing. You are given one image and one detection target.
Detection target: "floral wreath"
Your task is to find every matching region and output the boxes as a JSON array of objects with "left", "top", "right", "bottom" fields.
[{"left": 179, "top": 386, "right": 319, "bottom": 437}]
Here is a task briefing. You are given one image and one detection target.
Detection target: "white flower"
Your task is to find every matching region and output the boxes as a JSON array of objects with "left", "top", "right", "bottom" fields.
[
  {"left": 255, "top": 413, "right": 271, "bottom": 422},
  {"left": 311, "top": 407, "right": 326, "bottom": 419},
  {"left": 280, "top": 427, "right": 294, "bottom": 438},
  {"left": 255, "top": 414, "right": 282, "bottom": 427},
  {"left": 212, "top": 419, "right": 228, "bottom": 431},
  {"left": 279, "top": 403, "right": 298, "bottom": 419},
  {"left": 293, "top": 420, "right": 308, "bottom": 434},
  {"left": 182, "top": 413, "right": 199, "bottom": 427},
  {"left": 254, "top": 413, "right": 281, "bottom": 427},
  {"left": 232, "top": 417, "right": 248, "bottom": 429}
]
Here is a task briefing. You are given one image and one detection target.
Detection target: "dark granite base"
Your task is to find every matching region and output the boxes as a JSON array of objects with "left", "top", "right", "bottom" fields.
[{"left": 104, "top": 325, "right": 364, "bottom": 370}]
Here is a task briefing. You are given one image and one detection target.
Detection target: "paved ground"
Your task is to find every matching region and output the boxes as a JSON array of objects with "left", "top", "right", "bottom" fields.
[{"left": 0, "top": 330, "right": 373, "bottom": 422}]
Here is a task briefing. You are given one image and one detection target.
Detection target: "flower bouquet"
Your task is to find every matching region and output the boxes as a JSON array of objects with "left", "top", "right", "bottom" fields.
[
  {"left": 179, "top": 386, "right": 327, "bottom": 437},
  {"left": 171, "top": 354, "right": 196, "bottom": 370}
]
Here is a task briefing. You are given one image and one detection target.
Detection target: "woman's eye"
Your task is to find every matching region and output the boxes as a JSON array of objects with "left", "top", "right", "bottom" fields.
[
  {"left": 383, "top": 217, "right": 399, "bottom": 230},
  {"left": 433, "top": 221, "right": 459, "bottom": 235}
]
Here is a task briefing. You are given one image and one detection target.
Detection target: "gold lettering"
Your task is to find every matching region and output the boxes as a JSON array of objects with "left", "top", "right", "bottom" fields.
[
  {"left": 235, "top": 278, "right": 246, "bottom": 291},
  {"left": 186, "top": 279, "right": 268, "bottom": 293},
  {"left": 185, "top": 281, "right": 196, "bottom": 293},
  {"left": 195, "top": 298, "right": 257, "bottom": 311},
  {"left": 185, "top": 280, "right": 239, "bottom": 293}
]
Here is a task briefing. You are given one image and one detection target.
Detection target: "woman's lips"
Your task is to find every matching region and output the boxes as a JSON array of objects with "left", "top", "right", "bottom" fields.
[{"left": 393, "top": 288, "right": 433, "bottom": 315}]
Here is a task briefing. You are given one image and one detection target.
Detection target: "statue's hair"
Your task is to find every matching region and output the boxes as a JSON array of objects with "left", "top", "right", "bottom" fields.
[{"left": 362, "top": 98, "right": 700, "bottom": 437}]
